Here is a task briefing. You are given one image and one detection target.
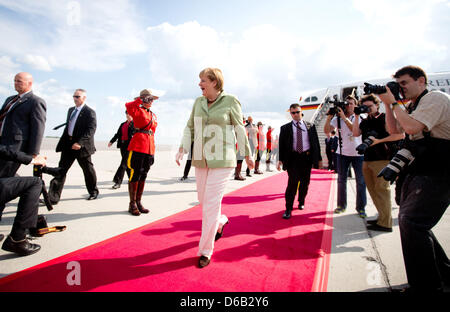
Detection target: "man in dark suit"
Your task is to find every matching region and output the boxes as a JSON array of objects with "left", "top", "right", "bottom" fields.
[
  {"left": 277, "top": 104, "right": 322, "bottom": 219},
  {"left": 0, "top": 144, "right": 46, "bottom": 256},
  {"left": 0, "top": 72, "right": 46, "bottom": 177},
  {"left": 108, "top": 111, "right": 135, "bottom": 189},
  {"left": 48, "top": 89, "right": 99, "bottom": 204},
  {"left": 0, "top": 72, "right": 46, "bottom": 220},
  {"left": 325, "top": 130, "right": 338, "bottom": 171}
]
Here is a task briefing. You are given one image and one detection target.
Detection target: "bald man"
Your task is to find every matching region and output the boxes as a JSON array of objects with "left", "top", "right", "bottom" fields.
[{"left": 0, "top": 72, "right": 46, "bottom": 177}]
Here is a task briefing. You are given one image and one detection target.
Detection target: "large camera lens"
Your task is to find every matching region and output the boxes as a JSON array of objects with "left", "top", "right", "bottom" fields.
[{"left": 377, "top": 148, "right": 415, "bottom": 183}]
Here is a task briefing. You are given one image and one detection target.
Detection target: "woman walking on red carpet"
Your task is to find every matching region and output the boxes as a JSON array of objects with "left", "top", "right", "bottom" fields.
[
  {"left": 125, "top": 90, "right": 158, "bottom": 216},
  {"left": 176, "top": 68, "right": 254, "bottom": 268}
]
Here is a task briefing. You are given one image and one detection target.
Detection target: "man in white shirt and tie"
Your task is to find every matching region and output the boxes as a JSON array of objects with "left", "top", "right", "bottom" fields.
[{"left": 277, "top": 104, "right": 322, "bottom": 219}]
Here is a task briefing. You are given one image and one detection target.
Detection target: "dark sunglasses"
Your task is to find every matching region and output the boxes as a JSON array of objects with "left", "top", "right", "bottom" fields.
[
  {"left": 73, "top": 95, "right": 81, "bottom": 98},
  {"left": 290, "top": 111, "right": 301, "bottom": 115}
]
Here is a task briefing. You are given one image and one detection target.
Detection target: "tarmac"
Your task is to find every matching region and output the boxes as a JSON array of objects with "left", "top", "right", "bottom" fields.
[{"left": 0, "top": 138, "right": 449, "bottom": 292}]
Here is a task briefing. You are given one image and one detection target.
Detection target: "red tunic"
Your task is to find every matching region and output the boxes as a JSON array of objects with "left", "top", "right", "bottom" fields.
[
  {"left": 266, "top": 129, "right": 273, "bottom": 150},
  {"left": 126, "top": 98, "right": 157, "bottom": 155}
]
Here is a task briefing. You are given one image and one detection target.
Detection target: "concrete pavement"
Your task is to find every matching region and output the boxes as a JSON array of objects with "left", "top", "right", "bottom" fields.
[{"left": 0, "top": 138, "right": 448, "bottom": 292}]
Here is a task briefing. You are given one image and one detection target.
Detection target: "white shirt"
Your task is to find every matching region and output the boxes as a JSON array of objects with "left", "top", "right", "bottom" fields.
[
  {"left": 330, "top": 115, "right": 362, "bottom": 157},
  {"left": 68, "top": 103, "right": 85, "bottom": 136},
  {"left": 291, "top": 120, "right": 311, "bottom": 152}
]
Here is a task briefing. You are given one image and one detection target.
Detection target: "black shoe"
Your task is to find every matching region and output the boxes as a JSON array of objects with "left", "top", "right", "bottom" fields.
[
  {"left": 87, "top": 191, "right": 99, "bottom": 200},
  {"left": 367, "top": 223, "right": 392, "bottom": 232},
  {"left": 215, "top": 221, "right": 229, "bottom": 241},
  {"left": 367, "top": 219, "right": 378, "bottom": 225},
  {"left": 179, "top": 176, "right": 188, "bottom": 181},
  {"left": 0, "top": 234, "right": 4, "bottom": 242},
  {"left": 198, "top": 255, "right": 210, "bottom": 268},
  {"left": 112, "top": 183, "right": 121, "bottom": 189},
  {"left": 298, "top": 204, "right": 304, "bottom": 210},
  {"left": 283, "top": 211, "right": 291, "bottom": 219},
  {"left": 1, "top": 235, "right": 41, "bottom": 256}
]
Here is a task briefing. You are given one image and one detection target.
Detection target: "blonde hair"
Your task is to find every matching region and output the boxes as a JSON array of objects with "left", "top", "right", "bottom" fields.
[{"left": 199, "top": 68, "right": 224, "bottom": 92}]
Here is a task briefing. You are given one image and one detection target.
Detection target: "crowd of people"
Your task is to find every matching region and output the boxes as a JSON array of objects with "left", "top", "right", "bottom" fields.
[{"left": 0, "top": 65, "right": 449, "bottom": 293}]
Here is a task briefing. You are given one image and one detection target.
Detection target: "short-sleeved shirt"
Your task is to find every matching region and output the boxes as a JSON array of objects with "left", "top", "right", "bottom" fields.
[
  {"left": 409, "top": 91, "right": 450, "bottom": 141},
  {"left": 330, "top": 115, "right": 362, "bottom": 157}
]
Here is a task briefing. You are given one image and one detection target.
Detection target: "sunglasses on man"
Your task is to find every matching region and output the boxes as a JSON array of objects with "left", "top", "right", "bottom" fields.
[{"left": 290, "top": 111, "right": 301, "bottom": 115}]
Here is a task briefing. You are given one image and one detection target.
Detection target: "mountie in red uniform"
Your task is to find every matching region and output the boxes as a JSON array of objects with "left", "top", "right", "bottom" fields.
[
  {"left": 126, "top": 97, "right": 158, "bottom": 155},
  {"left": 125, "top": 94, "right": 158, "bottom": 216}
]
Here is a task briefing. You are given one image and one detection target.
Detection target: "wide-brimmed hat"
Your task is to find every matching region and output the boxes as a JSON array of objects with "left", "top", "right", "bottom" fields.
[{"left": 140, "top": 89, "right": 159, "bottom": 100}]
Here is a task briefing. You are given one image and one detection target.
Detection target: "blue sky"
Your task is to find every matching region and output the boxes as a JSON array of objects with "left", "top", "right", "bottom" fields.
[{"left": 0, "top": 0, "right": 449, "bottom": 144}]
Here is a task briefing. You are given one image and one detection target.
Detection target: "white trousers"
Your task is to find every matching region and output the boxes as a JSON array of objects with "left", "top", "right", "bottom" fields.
[{"left": 195, "top": 167, "right": 233, "bottom": 259}]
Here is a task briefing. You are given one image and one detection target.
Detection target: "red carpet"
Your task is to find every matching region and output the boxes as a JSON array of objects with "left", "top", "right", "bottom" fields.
[{"left": 0, "top": 170, "right": 335, "bottom": 292}]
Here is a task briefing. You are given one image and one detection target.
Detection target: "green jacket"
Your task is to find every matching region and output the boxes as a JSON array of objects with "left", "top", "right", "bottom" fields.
[{"left": 181, "top": 92, "right": 251, "bottom": 168}]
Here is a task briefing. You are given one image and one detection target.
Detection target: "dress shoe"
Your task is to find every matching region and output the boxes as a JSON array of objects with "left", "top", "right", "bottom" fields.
[
  {"left": 87, "top": 191, "right": 99, "bottom": 200},
  {"left": 2, "top": 235, "right": 41, "bottom": 256},
  {"left": 198, "top": 255, "right": 210, "bottom": 268},
  {"left": 179, "top": 176, "right": 188, "bottom": 181},
  {"left": 298, "top": 204, "right": 304, "bottom": 210},
  {"left": 367, "top": 219, "right": 378, "bottom": 225},
  {"left": 215, "top": 221, "right": 229, "bottom": 241},
  {"left": 112, "top": 183, "right": 121, "bottom": 189},
  {"left": 367, "top": 223, "right": 392, "bottom": 232},
  {"left": 282, "top": 211, "right": 291, "bottom": 219}
]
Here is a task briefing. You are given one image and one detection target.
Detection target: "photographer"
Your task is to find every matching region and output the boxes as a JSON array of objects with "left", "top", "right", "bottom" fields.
[
  {"left": 324, "top": 95, "right": 367, "bottom": 217},
  {"left": 352, "top": 94, "right": 404, "bottom": 232},
  {"left": 376, "top": 65, "right": 450, "bottom": 293},
  {"left": 0, "top": 145, "right": 46, "bottom": 256}
]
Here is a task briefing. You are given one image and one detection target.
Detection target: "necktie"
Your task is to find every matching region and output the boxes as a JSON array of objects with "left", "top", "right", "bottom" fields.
[
  {"left": 295, "top": 121, "right": 303, "bottom": 153},
  {"left": 69, "top": 108, "right": 77, "bottom": 122},
  {"left": 0, "top": 95, "right": 20, "bottom": 135}
]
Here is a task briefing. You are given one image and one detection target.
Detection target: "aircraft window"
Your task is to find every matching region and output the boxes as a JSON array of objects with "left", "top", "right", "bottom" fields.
[
  {"left": 305, "top": 97, "right": 311, "bottom": 103},
  {"left": 311, "top": 96, "right": 318, "bottom": 102}
]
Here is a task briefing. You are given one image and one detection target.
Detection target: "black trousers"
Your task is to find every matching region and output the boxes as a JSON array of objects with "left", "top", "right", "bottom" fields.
[
  {"left": 127, "top": 151, "right": 154, "bottom": 182},
  {"left": 0, "top": 176, "right": 41, "bottom": 239},
  {"left": 399, "top": 174, "right": 450, "bottom": 291},
  {"left": 113, "top": 145, "right": 131, "bottom": 185},
  {"left": 285, "top": 151, "right": 313, "bottom": 211},
  {"left": 48, "top": 149, "right": 98, "bottom": 204}
]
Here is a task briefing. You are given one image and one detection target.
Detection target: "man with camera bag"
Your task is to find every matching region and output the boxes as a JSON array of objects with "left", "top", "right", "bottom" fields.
[
  {"left": 377, "top": 65, "right": 450, "bottom": 293},
  {"left": 324, "top": 95, "right": 367, "bottom": 217},
  {"left": 0, "top": 145, "right": 46, "bottom": 256},
  {"left": 352, "top": 94, "right": 404, "bottom": 232}
]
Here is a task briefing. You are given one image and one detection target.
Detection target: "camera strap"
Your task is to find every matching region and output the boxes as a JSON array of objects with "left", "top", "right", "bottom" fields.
[{"left": 406, "top": 89, "right": 428, "bottom": 114}]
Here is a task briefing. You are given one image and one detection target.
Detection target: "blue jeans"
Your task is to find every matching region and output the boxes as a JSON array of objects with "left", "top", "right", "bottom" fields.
[{"left": 336, "top": 154, "right": 366, "bottom": 211}]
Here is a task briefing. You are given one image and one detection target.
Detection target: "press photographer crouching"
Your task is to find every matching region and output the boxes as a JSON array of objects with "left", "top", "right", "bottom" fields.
[
  {"left": 0, "top": 145, "right": 47, "bottom": 256},
  {"left": 352, "top": 94, "right": 404, "bottom": 232},
  {"left": 376, "top": 65, "right": 450, "bottom": 293}
]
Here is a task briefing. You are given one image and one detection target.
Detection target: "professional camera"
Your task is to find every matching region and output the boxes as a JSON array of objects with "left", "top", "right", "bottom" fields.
[
  {"left": 33, "top": 165, "right": 64, "bottom": 211},
  {"left": 376, "top": 139, "right": 423, "bottom": 184},
  {"left": 326, "top": 96, "right": 348, "bottom": 116},
  {"left": 363, "top": 81, "right": 403, "bottom": 101},
  {"left": 356, "top": 131, "right": 378, "bottom": 155},
  {"left": 354, "top": 105, "right": 370, "bottom": 115}
]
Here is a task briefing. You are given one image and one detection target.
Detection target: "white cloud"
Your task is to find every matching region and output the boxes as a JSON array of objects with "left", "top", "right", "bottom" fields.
[
  {"left": 0, "top": 0, "right": 147, "bottom": 72},
  {"left": 0, "top": 56, "right": 20, "bottom": 89},
  {"left": 20, "top": 54, "right": 53, "bottom": 71}
]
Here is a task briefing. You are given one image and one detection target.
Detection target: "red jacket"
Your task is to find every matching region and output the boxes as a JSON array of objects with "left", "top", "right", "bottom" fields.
[
  {"left": 266, "top": 129, "right": 273, "bottom": 150},
  {"left": 126, "top": 98, "right": 157, "bottom": 155}
]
